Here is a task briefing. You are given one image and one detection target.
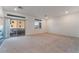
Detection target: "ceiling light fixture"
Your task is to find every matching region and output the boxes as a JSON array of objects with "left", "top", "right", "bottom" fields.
[
  {"left": 65, "top": 11, "right": 69, "bottom": 14},
  {"left": 14, "top": 8, "right": 17, "bottom": 11},
  {"left": 14, "top": 6, "right": 23, "bottom": 11}
]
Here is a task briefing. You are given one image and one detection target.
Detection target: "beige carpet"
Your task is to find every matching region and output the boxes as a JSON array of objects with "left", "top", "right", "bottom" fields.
[{"left": 0, "top": 33, "right": 79, "bottom": 53}]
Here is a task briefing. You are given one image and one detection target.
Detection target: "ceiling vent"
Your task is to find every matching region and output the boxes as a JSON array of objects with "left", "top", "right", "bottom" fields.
[
  {"left": 35, "top": 19, "right": 42, "bottom": 21},
  {"left": 17, "top": 6, "right": 23, "bottom": 9},
  {"left": 6, "top": 14, "right": 26, "bottom": 19}
]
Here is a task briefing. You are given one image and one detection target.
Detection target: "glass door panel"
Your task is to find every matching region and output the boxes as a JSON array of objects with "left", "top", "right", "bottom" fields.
[
  {"left": 10, "top": 19, "right": 25, "bottom": 37},
  {"left": 17, "top": 20, "right": 25, "bottom": 36},
  {"left": 10, "top": 20, "right": 18, "bottom": 37}
]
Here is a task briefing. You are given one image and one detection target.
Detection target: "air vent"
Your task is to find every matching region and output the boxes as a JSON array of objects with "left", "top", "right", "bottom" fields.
[
  {"left": 7, "top": 14, "right": 26, "bottom": 18},
  {"left": 35, "top": 19, "right": 42, "bottom": 21},
  {"left": 18, "top": 6, "right": 23, "bottom": 9}
]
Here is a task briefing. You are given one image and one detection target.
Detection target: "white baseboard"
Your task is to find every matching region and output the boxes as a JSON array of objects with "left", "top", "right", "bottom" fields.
[
  {"left": 47, "top": 32, "right": 79, "bottom": 38},
  {"left": 26, "top": 32, "right": 48, "bottom": 36},
  {"left": 26, "top": 32, "right": 79, "bottom": 38}
]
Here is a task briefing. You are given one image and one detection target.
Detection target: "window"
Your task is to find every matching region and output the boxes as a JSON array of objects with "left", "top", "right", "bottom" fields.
[
  {"left": 34, "top": 21, "right": 39, "bottom": 29},
  {"left": 34, "top": 19, "right": 42, "bottom": 29}
]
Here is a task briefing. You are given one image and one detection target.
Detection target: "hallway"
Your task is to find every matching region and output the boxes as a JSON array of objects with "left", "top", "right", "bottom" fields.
[{"left": 0, "top": 33, "right": 79, "bottom": 53}]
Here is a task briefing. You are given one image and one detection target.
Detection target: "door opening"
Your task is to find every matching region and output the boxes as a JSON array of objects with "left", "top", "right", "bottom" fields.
[{"left": 10, "top": 19, "right": 25, "bottom": 37}]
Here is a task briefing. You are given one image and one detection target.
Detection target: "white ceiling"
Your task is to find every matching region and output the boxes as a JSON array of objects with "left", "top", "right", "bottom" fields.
[{"left": 2, "top": 6, "right": 79, "bottom": 18}]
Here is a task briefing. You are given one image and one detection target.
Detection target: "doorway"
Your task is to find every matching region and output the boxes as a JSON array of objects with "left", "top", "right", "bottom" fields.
[{"left": 10, "top": 19, "right": 25, "bottom": 37}]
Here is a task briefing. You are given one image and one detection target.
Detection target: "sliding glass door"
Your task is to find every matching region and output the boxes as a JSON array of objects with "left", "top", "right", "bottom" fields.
[{"left": 10, "top": 19, "right": 25, "bottom": 37}]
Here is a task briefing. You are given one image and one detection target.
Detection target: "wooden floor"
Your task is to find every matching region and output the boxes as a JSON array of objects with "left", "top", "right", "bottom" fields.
[{"left": 0, "top": 33, "right": 79, "bottom": 53}]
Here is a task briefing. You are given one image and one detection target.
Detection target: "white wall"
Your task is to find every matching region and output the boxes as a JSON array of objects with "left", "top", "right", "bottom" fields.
[{"left": 47, "top": 13, "right": 79, "bottom": 37}]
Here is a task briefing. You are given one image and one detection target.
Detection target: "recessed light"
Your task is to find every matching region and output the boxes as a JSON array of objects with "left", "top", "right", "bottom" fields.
[
  {"left": 65, "top": 11, "right": 69, "bottom": 14},
  {"left": 14, "top": 8, "right": 17, "bottom": 11}
]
